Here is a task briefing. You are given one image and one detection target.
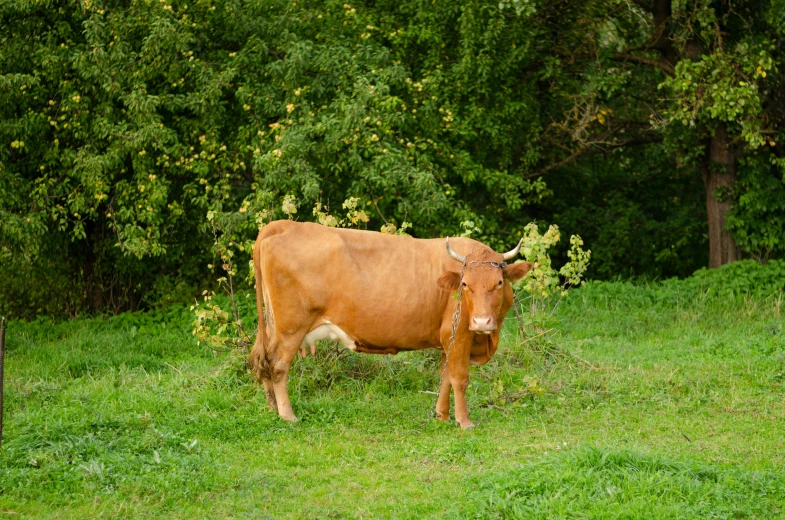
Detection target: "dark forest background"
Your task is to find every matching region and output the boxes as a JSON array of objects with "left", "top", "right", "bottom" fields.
[{"left": 2, "top": 0, "right": 784, "bottom": 318}]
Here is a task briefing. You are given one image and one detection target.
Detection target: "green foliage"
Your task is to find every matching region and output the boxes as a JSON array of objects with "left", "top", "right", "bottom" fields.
[
  {"left": 537, "top": 0, "right": 785, "bottom": 267},
  {"left": 0, "top": 0, "right": 553, "bottom": 317},
  {"left": 518, "top": 223, "right": 564, "bottom": 300},
  {"left": 541, "top": 144, "right": 709, "bottom": 279},
  {"left": 0, "top": 237, "right": 86, "bottom": 318},
  {"left": 583, "top": 259, "right": 785, "bottom": 308},
  {"left": 499, "top": 222, "right": 591, "bottom": 358},
  {"left": 671, "top": 259, "right": 785, "bottom": 300},
  {"left": 726, "top": 153, "right": 785, "bottom": 261},
  {"left": 3, "top": 0, "right": 785, "bottom": 318},
  {"left": 662, "top": 42, "right": 775, "bottom": 146},
  {"left": 650, "top": 3, "right": 785, "bottom": 262},
  {"left": 655, "top": 1, "right": 785, "bottom": 261},
  {"left": 516, "top": 223, "right": 590, "bottom": 299},
  {"left": 482, "top": 374, "right": 545, "bottom": 409},
  {"left": 560, "top": 234, "right": 591, "bottom": 286}
]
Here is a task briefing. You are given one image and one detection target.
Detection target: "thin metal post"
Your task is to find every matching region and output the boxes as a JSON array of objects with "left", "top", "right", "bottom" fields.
[{"left": 0, "top": 316, "right": 5, "bottom": 448}]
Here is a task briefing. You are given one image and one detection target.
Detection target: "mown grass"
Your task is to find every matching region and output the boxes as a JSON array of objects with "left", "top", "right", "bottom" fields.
[{"left": 1, "top": 279, "right": 784, "bottom": 518}]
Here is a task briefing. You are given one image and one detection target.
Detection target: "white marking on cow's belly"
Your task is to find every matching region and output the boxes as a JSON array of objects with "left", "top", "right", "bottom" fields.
[{"left": 302, "top": 321, "right": 356, "bottom": 351}]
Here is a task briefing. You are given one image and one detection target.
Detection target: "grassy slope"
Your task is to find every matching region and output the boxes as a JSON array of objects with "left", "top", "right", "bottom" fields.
[{"left": 1, "top": 284, "right": 784, "bottom": 519}]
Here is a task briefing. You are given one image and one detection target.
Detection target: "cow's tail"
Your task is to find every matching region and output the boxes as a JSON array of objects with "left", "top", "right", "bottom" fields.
[{"left": 248, "top": 226, "right": 282, "bottom": 383}]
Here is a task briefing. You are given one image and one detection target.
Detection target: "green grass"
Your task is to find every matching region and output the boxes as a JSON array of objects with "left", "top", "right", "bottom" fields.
[{"left": 1, "top": 281, "right": 784, "bottom": 518}]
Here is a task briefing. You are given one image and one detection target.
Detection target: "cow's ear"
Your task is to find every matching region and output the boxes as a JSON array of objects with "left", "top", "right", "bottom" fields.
[
  {"left": 502, "top": 261, "right": 532, "bottom": 282},
  {"left": 438, "top": 271, "right": 461, "bottom": 291}
]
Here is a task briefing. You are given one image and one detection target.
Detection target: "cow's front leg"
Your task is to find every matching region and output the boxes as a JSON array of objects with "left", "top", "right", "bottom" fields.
[
  {"left": 435, "top": 352, "right": 451, "bottom": 421},
  {"left": 448, "top": 349, "right": 474, "bottom": 429}
]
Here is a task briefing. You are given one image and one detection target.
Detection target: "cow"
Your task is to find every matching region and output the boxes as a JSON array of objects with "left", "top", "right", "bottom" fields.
[{"left": 248, "top": 220, "right": 532, "bottom": 429}]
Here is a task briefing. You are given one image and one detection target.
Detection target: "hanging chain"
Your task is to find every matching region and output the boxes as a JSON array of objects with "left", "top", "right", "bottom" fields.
[{"left": 439, "top": 260, "right": 467, "bottom": 386}]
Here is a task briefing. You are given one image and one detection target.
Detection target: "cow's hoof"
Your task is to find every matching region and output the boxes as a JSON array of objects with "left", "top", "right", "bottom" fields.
[
  {"left": 280, "top": 414, "right": 299, "bottom": 423},
  {"left": 435, "top": 411, "right": 450, "bottom": 422},
  {"left": 457, "top": 420, "right": 475, "bottom": 430}
]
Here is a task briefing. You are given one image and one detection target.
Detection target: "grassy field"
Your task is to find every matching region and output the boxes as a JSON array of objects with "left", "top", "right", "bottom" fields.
[{"left": 1, "top": 278, "right": 784, "bottom": 518}]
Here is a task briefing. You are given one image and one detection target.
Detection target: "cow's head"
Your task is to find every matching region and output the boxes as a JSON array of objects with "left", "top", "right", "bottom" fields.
[{"left": 438, "top": 238, "right": 532, "bottom": 333}]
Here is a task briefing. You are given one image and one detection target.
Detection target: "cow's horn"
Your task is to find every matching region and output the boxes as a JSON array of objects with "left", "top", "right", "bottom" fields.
[
  {"left": 501, "top": 238, "right": 523, "bottom": 261},
  {"left": 445, "top": 237, "right": 466, "bottom": 263}
]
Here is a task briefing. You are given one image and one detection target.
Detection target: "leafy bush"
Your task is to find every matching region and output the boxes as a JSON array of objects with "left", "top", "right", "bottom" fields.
[
  {"left": 578, "top": 259, "right": 785, "bottom": 309},
  {"left": 498, "top": 223, "right": 590, "bottom": 357},
  {"left": 726, "top": 153, "right": 785, "bottom": 262},
  {"left": 679, "top": 259, "right": 785, "bottom": 299}
]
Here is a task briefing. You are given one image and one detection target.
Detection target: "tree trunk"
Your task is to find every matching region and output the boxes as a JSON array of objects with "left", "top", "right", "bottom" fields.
[
  {"left": 702, "top": 123, "right": 740, "bottom": 268},
  {"left": 81, "top": 217, "right": 110, "bottom": 313},
  {"left": 82, "top": 230, "right": 104, "bottom": 313}
]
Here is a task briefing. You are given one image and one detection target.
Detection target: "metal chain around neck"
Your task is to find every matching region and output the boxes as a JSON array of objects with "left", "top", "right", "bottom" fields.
[{"left": 440, "top": 260, "right": 467, "bottom": 386}]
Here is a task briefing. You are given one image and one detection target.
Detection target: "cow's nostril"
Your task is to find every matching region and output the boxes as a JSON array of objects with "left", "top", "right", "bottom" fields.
[{"left": 470, "top": 316, "right": 494, "bottom": 330}]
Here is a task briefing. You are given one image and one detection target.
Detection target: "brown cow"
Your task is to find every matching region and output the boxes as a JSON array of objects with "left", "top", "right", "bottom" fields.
[{"left": 248, "top": 220, "right": 531, "bottom": 429}]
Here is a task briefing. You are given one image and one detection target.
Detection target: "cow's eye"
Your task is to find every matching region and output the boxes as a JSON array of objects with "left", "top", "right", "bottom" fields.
[{"left": 461, "top": 282, "right": 467, "bottom": 288}]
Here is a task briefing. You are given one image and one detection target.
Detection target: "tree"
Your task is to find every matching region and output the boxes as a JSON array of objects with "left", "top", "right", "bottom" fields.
[
  {"left": 2, "top": 0, "right": 784, "bottom": 317},
  {"left": 0, "top": 0, "right": 549, "bottom": 316},
  {"left": 532, "top": 0, "right": 785, "bottom": 267}
]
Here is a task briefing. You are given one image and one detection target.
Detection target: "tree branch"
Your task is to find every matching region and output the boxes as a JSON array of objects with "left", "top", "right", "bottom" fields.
[
  {"left": 612, "top": 52, "right": 675, "bottom": 75},
  {"left": 526, "top": 135, "right": 664, "bottom": 178},
  {"left": 630, "top": 0, "right": 652, "bottom": 11}
]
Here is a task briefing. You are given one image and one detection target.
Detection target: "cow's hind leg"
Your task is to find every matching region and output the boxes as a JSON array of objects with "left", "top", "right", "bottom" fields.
[
  {"left": 263, "top": 379, "right": 278, "bottom": 412},
  {"left": 269, "top": 333, "right": 306, "bottom": 422},
  {"left": 249, "top": 332, "right": 278, "bottom": 412}
]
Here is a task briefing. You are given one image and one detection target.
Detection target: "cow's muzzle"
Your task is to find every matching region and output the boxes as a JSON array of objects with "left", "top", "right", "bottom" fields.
[{"left": 469, "top": 316, "right": 496, "bottom": 333}]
